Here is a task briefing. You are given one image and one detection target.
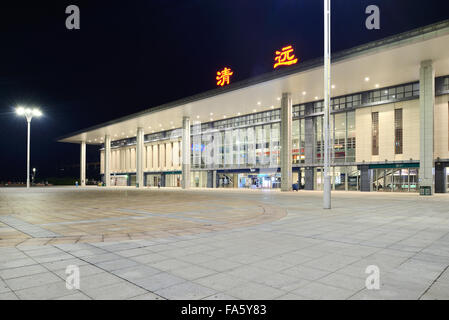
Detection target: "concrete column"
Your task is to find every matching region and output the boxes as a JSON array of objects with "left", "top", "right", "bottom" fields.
[
  {"left": 435, "top": 162, "right": 447, "bottom": 193},
  {"left": 304, "top": 167, "right": 314, "bottom": 190},
  {"left": 104, "top": 135, "right": 111, "bottom": 186},
  {"left": 360, "top": 165, "right": 372, "bottom": 192},
  {"left": 213, "top": 170, "right": 217, "bottom": 188},
  {"left": 80, "top": 141, "right": 86, "bottom": 186},
  {"left": 207, "top": 171, "right": 213, "bottom": 188},
  {"left": 136, "top": 127, "right": 144, "bottom": 188},
  {"left": 419, "top": 60, "right": 435, "bottom": 194},
  {"left": 182, "top": 116, "right": 191, "bottom": 189},
  {"left": 280, "top": 92, "right": 293, "bottom": 191}
]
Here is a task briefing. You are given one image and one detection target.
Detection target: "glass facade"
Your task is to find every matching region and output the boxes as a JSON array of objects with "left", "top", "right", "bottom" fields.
[
  {"left": 191, "top": 114, "right": 282, "bottom": 170},
  {"left": 394, "top": 109, "right": 403, "bottom": 154},
  {"left": 101, "top": 77, "right": 449, "bottom": 192},
  {"left": 367, "top": 83, "right": 419, "bottom": 103},
  {"left": 372, "top": 112, "right": 379, "bottom": 156},
  {"left": 373, "top": 168, "right": 419, "bottom": 192}
]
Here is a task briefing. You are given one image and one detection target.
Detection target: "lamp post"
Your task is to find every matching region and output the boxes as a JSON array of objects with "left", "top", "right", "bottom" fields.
[
  {"left": 16, "top": 107, "right": 42, "bottom": 189},
  {"left": 323, "top": 0, "right": 332, "bottom": 209}
]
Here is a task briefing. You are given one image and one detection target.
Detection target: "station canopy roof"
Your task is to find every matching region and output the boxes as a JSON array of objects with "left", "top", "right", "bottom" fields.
[{"left": 59, "top": 19, "right": 449, "bottom": 145}]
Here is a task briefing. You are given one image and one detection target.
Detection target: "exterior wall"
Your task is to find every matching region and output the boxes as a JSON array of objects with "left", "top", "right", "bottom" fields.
[
  {"left": 100, "top": 150, "right": 104, "bottom": 174},
  {"left": 98, "top": 82, "right": 448, "bottom": 192},
  {"left": 435, "top": 94, "right": 449, "bottom": 160},
  {"left": 102, "top": 139, "right": 182, "bottom": 175},
  {"left": 356, "top": 99, "right": 420, "bottom": 163}
]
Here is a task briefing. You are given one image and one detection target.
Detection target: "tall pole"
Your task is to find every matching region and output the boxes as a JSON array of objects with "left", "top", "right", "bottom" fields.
[
  {"left": 27, "top": 119, "right": 31, "bottom": 189},
  {"left": 323, "top": 0, "right": 331, "bottom": 209}
]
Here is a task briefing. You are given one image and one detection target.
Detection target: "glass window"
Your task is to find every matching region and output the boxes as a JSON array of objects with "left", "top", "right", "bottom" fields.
[
  {"left": 394, "top": 109, "right": 403, "bottom": 154},
  {"left": 333, "top": 113, "right": 346, "bottom": 163},
  {"left": 292, "top": 120, "right": 300, "bottom": 164},
  {"left": 372, "top": 112, "right": 379, "bottom": 156},
  {"left": 271, "top": 123, "right": 280, "bottom": 167},
  {"left": 346, "top": 111, "right": 356, "bottom": 162}
]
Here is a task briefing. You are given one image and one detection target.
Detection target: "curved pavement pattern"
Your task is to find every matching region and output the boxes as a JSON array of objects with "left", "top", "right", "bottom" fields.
[
  {"left": 0, "top": 187, "right": 286, "bottom": 246},
  {"left": 0, "top": 187, "right": 449, "bottom": 300}
]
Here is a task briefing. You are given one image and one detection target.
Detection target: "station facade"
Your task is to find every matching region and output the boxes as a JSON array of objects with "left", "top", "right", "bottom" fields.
[{"left": 59, "top": 20, "right": 449, "bottom": 194}]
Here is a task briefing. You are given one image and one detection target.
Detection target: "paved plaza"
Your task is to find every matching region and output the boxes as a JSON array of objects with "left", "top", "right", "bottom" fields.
[{"left": 0, "top": 187, "right": 449, "bottom": 300}]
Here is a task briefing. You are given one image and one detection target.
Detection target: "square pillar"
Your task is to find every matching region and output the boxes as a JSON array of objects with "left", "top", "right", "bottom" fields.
[
  {"left": 136, "top": 127, "right": 144, "bottom": 188},
  {"left": 435, "top": 162, "right": 447, "bottom": 193},
  {"left": 304, "top": 167, "right": 314, "bottom": 190},
  {"left": 182, "top": 116, "right": 191, "bottom": 189},
  {"left": 280, "top": 92, "right": 293, "bottom": 191},
  {"left": 104, "top": 135, "right": 111, "bottom": 187},
  {"left": 80, "top": 141, "right": 86, "bottom": 186},
  {"left": 360, "top": 164, "right": 372, "bottom": 192},
  {"left": 419, "top": 60, "right": 435, "bottom": 194}
]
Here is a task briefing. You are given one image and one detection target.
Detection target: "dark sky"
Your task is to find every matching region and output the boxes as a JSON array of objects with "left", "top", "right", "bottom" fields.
[{"left": 1, "top": 0, "right": 449, "bottom": 181}]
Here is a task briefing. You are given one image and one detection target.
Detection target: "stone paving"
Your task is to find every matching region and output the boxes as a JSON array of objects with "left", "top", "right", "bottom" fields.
[{"left": 0, "top": 187, "right": 449, "bottom": 300}]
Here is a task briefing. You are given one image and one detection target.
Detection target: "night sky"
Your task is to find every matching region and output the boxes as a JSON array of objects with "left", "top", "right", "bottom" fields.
[{"left": 1, "top": 0, "right": 449, "bottom": 182}]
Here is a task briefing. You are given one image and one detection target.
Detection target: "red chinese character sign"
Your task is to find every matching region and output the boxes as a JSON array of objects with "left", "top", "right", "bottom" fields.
[
  {"left": 216, "top": 67, "right": 233, "bottom": 86},
  {"left": 273, "top": 45, "right": 298, "bottom": 69}
]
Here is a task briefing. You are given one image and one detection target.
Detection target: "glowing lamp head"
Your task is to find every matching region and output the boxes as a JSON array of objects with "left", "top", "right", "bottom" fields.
[
  {"left": 16, "top": 106, "right": 42, "bottom": 119},
  {"left": 32, "top": 108, "right": 42, "bottom": 117},
  {"left": 16, "top": 107, "right": 25, "bottom": 115}
]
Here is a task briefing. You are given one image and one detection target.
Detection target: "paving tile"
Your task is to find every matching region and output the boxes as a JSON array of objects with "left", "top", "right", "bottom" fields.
[
  {"left": 79, "top": 272, "right": 124, "bottom": 291},
  {"left": 130, "top": 253, "right": 169, "bottom": 264},
  {"left": 318, "top": 272, "right": 367, "bottom": 291},
  {"left": 5, "top": 272, "right": 61, "bottom": 291},
  {"left": 83, "top": 253, "right": 122, "bottom": 264},
  {"left": 171, "top": 265, "right": 217, "bottom": 280},
  {"left": 0, "top": 291, "right": 18, "bottom": 300},
  {"left": 275, "top": 293, "right": 309, "bottom": 300},
  {"left": 131, "top": 272, "right": 186, "bottom": 291},
  {"left": 225, "top": 282, "right": 285, "bottom": 300},
  {"left": 0, "top": 264, "right": 48, "bottom": 280},
  {"left": 116, "top": 248, "right": 150, "bottom": 258},
  {"left": 96, "top": 258, "right": 139, "bottom": 271},
  {"left": 202, "top": 293, "right": 238, "bottom": 300},
  {"left": 291, "top": 282, "right": 354, "bottom": 300},
  {"left": 54, "top": 292, "right": 92, "bottom": 300},
  {"left": 112, "top": 265, "right": 161, "bottom": 281},
  {"left": 155, "top": 282, "right": 217, "bottom": 300},
  {"left": 14, "top": 281, "right": 74, "bottom": 300},
  {"left": 253, "top": 273, "right": 310, "bottom": 291},
  {"left": 195, "top": 273, "right": 248, "bottom": 291},
  {"left": 281, "top": 265, "right": 331, "bottom": 281},
  {"left": 150, "top": 258, "right": 192, "bottom": 271},
  {"left": 420, "top": 282, "right": 449, "bottom": 300},
  {"left": 198, "top": 258, "right": 242, "bottom": 272},
  {"left": 81, "top": 281, "right": 147, "bottom": 300},
  {"left": 128, "top": 292, "right": 165, "bottom": 300},
  {"left": 42, "top": 258, "right": 89, "bottom": 271},
  {"left": 0, "top": 279, "right": 10, "bottom": 294},
  {"left": 53, "top": 264, "right": 104, "bottom": 279},
  {"left": 0, "top": 258, "right": 37, "bottom": 270}
]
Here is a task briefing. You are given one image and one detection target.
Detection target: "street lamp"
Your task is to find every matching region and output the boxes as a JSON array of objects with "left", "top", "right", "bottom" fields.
[
  {"left": 32, "top": 168, "right": 36, "bottom": 185},
  {"left": 16, "top": 106, "right": 43, "bottom": 189}
]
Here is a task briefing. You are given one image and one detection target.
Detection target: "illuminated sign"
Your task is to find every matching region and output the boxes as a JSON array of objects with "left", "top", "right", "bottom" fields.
[
  {"left": 273, "top": 45, "right": 298, "bottom": 69},
  {"left": 216, "top": 67, "right": 233, "bottom": 86}
]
